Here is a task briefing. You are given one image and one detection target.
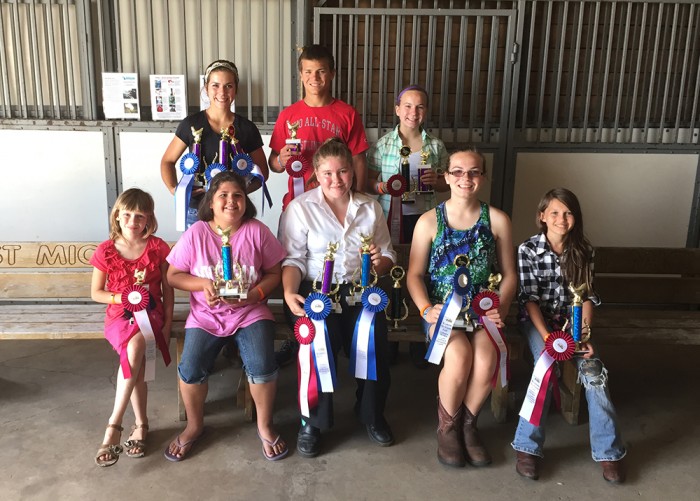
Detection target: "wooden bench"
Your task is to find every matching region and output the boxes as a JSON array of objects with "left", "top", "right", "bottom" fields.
[
  {"left": 0, "top": 241, "right": 517, "bottom": 424},
  {"left": 555, "top": 246, "right": 700, "bottom": 425}
]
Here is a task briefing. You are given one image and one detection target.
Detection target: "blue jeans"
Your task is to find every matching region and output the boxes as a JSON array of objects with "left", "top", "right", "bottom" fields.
[
  {"left": 178, "top": 321, "right": 278, "bottom": 384},
  {"left": 511, "top": 320, "right": 626, "bottom": 462}
]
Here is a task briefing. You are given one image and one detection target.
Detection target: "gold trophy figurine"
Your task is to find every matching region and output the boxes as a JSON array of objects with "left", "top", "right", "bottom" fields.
[
  {"left": 286, "top": 119, "right": 302, "bottom": 153},
  {"left": 488, "top": 273, "right": 503, "bottom": 292},
  {"left": 133, "top": 269, "right": 146, "bottom": 287},
  {"left": 386, "top": 266, "right": 409, "bottom": 331}
]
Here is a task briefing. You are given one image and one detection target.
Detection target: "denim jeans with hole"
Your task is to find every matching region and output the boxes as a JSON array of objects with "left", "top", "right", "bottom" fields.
[{"left": 511, "top": 320, "right": 626, "bottom": 462}]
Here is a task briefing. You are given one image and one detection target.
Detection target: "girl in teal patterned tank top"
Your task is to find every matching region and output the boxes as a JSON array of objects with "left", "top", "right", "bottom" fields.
[{"left": 407, "top": 149, "right": 516, "bottom": 468}]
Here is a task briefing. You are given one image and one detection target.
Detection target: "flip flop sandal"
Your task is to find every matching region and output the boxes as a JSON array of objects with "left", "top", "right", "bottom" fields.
[
  {"left": 163, "top": 428, "right": 207, "bottom": 462},
  {"left": 95, "top": 424, "right": 123, "bottom": 467},
  {"left": 257, "top": 430, "right": 289, "bottom": 461},
  {"left": 123, "top": 424, "right": 149, "bottom": 458}
]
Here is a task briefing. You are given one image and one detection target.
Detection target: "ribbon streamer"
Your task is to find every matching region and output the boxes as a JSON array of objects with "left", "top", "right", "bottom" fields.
[
  {"left": 121, "top": 285, "right": 158, "bottom": 381},
  {"left": 248, "top": 163, "right": 273, "bottom": 214},
  {"left": 472, "top": 291, "right": 509, "bottom": 388},
  {"left": 304, "top": 293, "right": 336, "bottom": 392},
  {"left": 175, "top": 153, "right": 199, "bottom": 231},
  {"left": 519, "top": 331, "right": 575, "bottom": 426},
  {"left": 425, "top": 266, "right": 470, "bottom": 365},
  {"left": 286, "top": 155, "right": 311, "bottom": 201},
  {"left": 294, "top": 317, "right": 318, "bottom": 417},
  {"left": 349, "top": 287, "right": 388, "bottom": 380}
]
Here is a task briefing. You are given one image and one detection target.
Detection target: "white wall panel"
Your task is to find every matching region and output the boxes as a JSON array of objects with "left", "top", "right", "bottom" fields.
[
  {"left": 0, "top": 129, "right": 108, "bottom": 241},
  {"left": 512, "top": 153, "right": 699, "bottom": 247}
]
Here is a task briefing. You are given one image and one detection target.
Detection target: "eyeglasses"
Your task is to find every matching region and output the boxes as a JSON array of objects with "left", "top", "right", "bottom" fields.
[{"left": 446, "top": 169, "right": 483, "bottom": 178}]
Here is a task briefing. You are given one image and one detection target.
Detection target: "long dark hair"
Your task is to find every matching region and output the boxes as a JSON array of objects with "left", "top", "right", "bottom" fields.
[
  {"left": 537, "top": 188, "right": 593, "bottom": 290},
  {"left": 197, "top": 171, "right": 257, "bottom": 222}
]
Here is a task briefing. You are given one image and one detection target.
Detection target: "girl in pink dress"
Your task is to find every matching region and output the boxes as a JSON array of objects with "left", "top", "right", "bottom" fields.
[{"left": 90, "top": 188, "right": 173, "bottom": 467}]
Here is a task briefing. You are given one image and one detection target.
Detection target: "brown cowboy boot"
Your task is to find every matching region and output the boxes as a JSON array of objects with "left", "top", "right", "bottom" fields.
[
  {"left": 462, "top": 405, "right": 492, "bottom": 466},
  {"left": 437, "top": 397, "right": 466, "bottom": 467}
]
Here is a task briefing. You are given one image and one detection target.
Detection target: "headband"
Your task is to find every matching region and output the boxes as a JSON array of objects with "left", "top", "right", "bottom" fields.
[
  {"left": 395, "top": 85, "right": 428, "bottom": 105},
  {"left": 205, "top": 61, "right": 239, "bottom": 82}
]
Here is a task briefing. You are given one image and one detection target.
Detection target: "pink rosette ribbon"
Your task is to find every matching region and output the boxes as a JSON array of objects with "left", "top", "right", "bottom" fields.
[
  {"left": 386, "top": 174, "right": 407, "bottom": 245},
  {"left": 519, "top": 330, "right": 575, "bottom": 426},
  {"left": 294, "top": 317, "right": 319, "bottom": 418},
  {"left": 472, "top": 291, "right": 509, "bottom": 388},
  {"left": 121, "top": 285, "right": 158, "bottom": 382},
  {"left": 285, "top": 154, "right": 311, "bottom": 201}
]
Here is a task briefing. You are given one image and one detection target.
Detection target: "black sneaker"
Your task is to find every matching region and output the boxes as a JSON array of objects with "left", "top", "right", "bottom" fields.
[{"left": 275, "top": 339, "right": 299, "bottom": 367}]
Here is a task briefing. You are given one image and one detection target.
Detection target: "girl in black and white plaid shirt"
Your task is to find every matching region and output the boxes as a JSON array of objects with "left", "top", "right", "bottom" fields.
[{"left": 512, "top": 188, "right": 626, "bottom": 484}]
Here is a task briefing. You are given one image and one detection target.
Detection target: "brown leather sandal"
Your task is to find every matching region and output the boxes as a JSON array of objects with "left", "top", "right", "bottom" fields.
[
  {"left": 95, "top": 424, "right": 123, "bottom": 467},
  {"left": 123, "top": 424, "right": 149, "bottom": 458}
]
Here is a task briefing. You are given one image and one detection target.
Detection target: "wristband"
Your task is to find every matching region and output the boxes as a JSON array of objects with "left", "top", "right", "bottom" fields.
[
  {"left": 420, "top": 304, "right": 433, "bottom": 318},
  {"left": 256, "top": 286, "right": 265, "bottom": 301},
  {"left": 110, "top": 293, "right": 116, "bottom": 305},
  {"left": 277, "top": 154, "right": 284, "bottom": 169},
  {"left": 375, "top": 181, "right": 385, "bottom": 195}
]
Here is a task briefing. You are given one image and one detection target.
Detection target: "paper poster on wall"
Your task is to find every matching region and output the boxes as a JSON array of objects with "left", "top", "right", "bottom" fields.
[
  {"left": 199, "top": 75, "right": 235, "bottom": 112},
  {"left": 102, "top": 73, "right": 140, "bottom": 120},
  {"left": 150, "top": 75, "right": 187, "bottom": 120}
]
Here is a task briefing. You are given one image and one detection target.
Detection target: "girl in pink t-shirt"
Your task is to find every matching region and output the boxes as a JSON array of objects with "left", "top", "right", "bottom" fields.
[
  {"left": 165, "top": 171, "right": 288, "bottom": 462},
  {"left": 89, "top": 188, "right": 173, "bottom": 467}
]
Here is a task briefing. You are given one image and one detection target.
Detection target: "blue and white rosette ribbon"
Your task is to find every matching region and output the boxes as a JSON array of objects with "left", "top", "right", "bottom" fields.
[
  {"left": 425, "top": 266, "right": 470, "bottom": 365},
  {"left": 204, "top": 162, "right": 228, "bottom": 187},
  {"left": 231, "top": 153, "right": 254, "bottom": 177},
  {"left": 175, "top": 153, "right": 199, "bottom": 231},
  {"left": 304, "top": 292, "right": 336, "bottom": 392},
  {"left": 350, "top": 287, "right": 388, "bottom": 380}
]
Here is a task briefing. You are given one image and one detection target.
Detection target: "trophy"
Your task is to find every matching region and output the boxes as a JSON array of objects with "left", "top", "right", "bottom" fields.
[
  {"left": 385, "top": 266, "right": 409, "bottom": 331},
  {"left": 286, "top": 119, "right": 302, "bottom": 154},
  {"left": 312, "top": 241, "right": 342, "bottom": 312},
  {"left": 399, "top": 146, "right": 416, "bottom": 203},
  {"left": 416, "top": 150, "right": 434, "bottom": 194},
  {"left": 214, "top": 225, "right": 249, "bottom": 298},
  {"left": 449, "top": 254, "right": 474, "bottom": 331},
  {"left": 568, "top": 283, "right": 591, "bottom": 351},
  {"left": 133, "top": 268, "right": 147, "bottom": 287},
  {"left": 347, "top": 233, "right": 378, "bottom": 306},
  {"left": 191, "top": 127, "right": 206, "bottom": 188}
]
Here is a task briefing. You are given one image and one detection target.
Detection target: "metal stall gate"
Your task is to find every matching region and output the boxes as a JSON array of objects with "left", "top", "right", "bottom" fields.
[{"left": 313, "top": 2, "right": 521, "bottom": 207}]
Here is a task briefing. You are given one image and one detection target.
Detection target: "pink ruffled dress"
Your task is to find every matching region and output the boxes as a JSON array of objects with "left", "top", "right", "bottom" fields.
[{"left": 89, "top": 236, "right": 172, "bottom": 378}]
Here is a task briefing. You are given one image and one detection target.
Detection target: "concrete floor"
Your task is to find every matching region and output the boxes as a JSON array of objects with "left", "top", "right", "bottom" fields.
[{"left": 1, "top": 339, "right": 698, "bottom": 501}]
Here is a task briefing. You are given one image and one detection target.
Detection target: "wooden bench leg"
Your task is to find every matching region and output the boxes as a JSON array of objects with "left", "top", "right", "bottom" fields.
[
  {"left": 177, "top": 336, "right": 186, "bottom": 421},
  {"left": 559, "top": 359, "right": 581, "bottom": 425},
  {"left": 490, "top": 372, "right": 508, "bottom": 423}
]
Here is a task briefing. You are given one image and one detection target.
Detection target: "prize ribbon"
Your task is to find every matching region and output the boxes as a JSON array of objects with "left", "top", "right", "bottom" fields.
[
  {"left": 519, "top": 331, "right": 575, "bottom": 426},
  {"left": 121, "top": 285, "right": 158, "bottom": 381},
  {"left": 386, "top": 174, "right": 407, "bottom": 245},
  {"left": 248, "top": 163, "right": 273, "bottom": 215},
  {"left": 349, "top": 287, "right": 388, "bottom": 380},
  {"left": 205, "top": 162, "right": 227, "bottom": 185},
  {"left": 294, "top": 317, "right": 318, "bottom": 417},
  {"left": 175, "top": 153, "right": 199, "bottom": 231},
  {"left": 286, "top": 155, "right": 311, "bottom": 201},
  {"left": 304, "top": 293, "right": 336, "bottom": 392},
  {"left": 231, "top": 153, "right": 254, "bottom": 177},
  {"left": 425, "top": 266, "right": 470, "bottom": 365},
  {"left": 472, "top": 290, "right": 509, "bottom": 388}
]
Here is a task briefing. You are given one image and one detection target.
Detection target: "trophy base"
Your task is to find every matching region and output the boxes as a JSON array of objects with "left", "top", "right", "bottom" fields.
[
  {"left": 218, "top": 287, "right": 248, "bottom": 299},
  {"left": 453, "top": 318, "right": 475, "bottom": 332},
  {"left": 388, "top": 325, "right": 407, "bottom": 332},
  {"left": 415, "top": 190, "right": 434, "bottom": 195},
  {"left": 345, "top": 292, "right": 363, "bottom": 307}
]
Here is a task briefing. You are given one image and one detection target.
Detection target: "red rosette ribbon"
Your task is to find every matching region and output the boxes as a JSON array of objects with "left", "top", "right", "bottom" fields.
[
  {"left": 386, "top": 174, "right": 407, "bottom": 196},
  {"left": 472, "top": 290, "right": 500, "bottom": 316},
  {"left": 121, "top": 284, "right": 150, "bottom": 312},
  {"left": 294, "top": 317, "right": 316, "bottom": 345},
  {"left": 294, "top": 317, "right": 318, "bottom": 417},
  {"left": 285, "top": 155, "right": 311, "bottom": 178},
  {"left": 544, "top": 330, "right": 575, "bottom": 362}
]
